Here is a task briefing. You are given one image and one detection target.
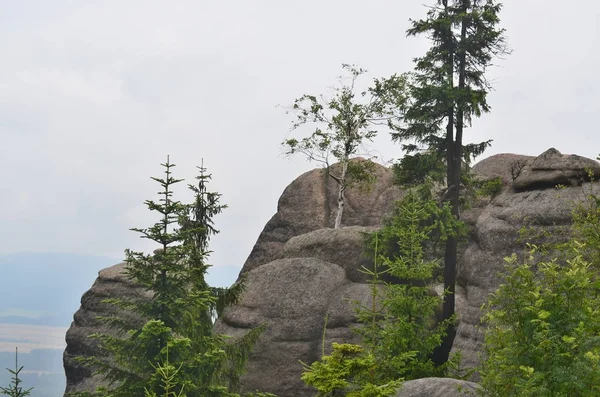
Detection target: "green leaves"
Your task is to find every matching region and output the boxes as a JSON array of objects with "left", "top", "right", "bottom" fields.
[
  {"left": 384, "top": 0, "right": 509, "bottom": 176},
  {"left": 300, "top": 343, "right": 402, "bottom": 397},
  {"left": 283, "top": 64, "right": 389, "bottom": 167},
  {"left": 300, "top": 190, "right": 464, "bottom": 395},
  {"left": 282, "top": 64, "right": 404, "bottom": 228},
  {"left": 358, "top": 191, "right": 462, "bottom": 381},
  {"left": 480, "top": 245, "right": 600, "bottom": 396}
]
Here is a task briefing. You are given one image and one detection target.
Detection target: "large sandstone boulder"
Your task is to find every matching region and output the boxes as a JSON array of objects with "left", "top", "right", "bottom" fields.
[
  {"left": 242, "top": 159, "right": 402, "bottom": 272},
  {"left": 282, "top": 226, "right": 377, "bottom": 283},
  {"left": 64, "top": 159, "right": 403, "bottom": 397},
  {"left": 215, "top": 257, "right": 375, "bottom": 396},
  {"left": 512, "top": 148, "right": 600, "bottom": 190},
  {"left": 470, "top": 153, "right": 534, "bottom": 184}
]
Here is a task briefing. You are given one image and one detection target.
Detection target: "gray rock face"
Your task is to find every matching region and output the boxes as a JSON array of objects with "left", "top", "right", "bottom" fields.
[
  {"left": 242, "top": 159, "right": 402, "bottom": 273},
  {"left": 470, "top": 153, "right": 534, "bottom": 184},
  {"left": 63, "top": 159, "right": 402, "bottom": 397},
  {"left": 512, "top": 148, "right": 600, "bottom": 190},
  {"left": 454, "top": 149, "right": 600, "bottom": 372},
  {"left": 282, "top": 226, "right": 377, "bottom": 283},
  {"left": 63, "top": 262, "right": 150, "bottom": 395},
  {"left": 394, "top": 377, "right": 481, "bottom": 397},
  {"left": 215, "top": 257, "right": 375, "bottom": 396},
  {"left": 214, "top": 159, "right": 404, "bottom": 396}
]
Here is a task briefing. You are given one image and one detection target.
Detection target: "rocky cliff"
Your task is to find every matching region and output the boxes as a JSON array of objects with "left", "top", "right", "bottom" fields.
[{"left": 63, "top": 150, "right": 600, "bottom": 397}]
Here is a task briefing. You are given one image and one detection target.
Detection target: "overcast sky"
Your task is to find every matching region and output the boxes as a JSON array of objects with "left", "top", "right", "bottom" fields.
[{"left": 1, "top": 1, "right": 599, "bottom": 270}]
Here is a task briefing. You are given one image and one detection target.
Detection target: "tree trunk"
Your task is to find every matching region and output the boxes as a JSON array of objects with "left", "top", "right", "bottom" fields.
[
  {"left": 334, "top": 161, "right": 348, "bottom": 229},
  {"left": 437, "top": 0, "right": 470, "bottom": 367},
  {"left": 434, "top": 0, "right": 461, "bottom": 367}
]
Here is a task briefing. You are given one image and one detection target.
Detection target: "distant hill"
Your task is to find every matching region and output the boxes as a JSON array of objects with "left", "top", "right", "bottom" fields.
[
  {"left": 0, "top": 253, "right": 120, "bottom": 326},
  {"left": 0, "top": 348, "right": 65, "bottom": 397}
]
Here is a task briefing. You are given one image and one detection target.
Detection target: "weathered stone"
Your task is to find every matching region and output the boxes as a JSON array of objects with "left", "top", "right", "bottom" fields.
[
  {"left": 63, "top": 262, "right": 150, "bottom": 395},
  {"left": 471, "top": 153, "right": 534, "bottom": 185},
  {"left": 394, "top": 377, "right": 481, "bottom": 397},
  {"left": 242, "top": 159, "right": 402, "bottom": 273},
  {"left": 214, "top": 257, "right": 374, "bottom": 396},
  {"left": 452, "top": 179, "right": 600, "bottom": 371},
  {"left": 513, "top": 148, "right": 600, "bottom": 190},
  {"left": 282, "top": 226, "right": 377, "bottom": 283},
  {"left": 65, "top": 150, "right": 600, "bottom": 397}
]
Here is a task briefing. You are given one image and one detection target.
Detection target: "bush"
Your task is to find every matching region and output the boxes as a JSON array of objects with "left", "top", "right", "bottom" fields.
[{"left": 480, "top": 243, "right": 600, "bottom": 396}]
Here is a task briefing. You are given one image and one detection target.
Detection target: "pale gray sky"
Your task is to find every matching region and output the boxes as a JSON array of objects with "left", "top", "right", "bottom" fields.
[{"left": 1, "top": 1, "right": 599, "bottom": 269}]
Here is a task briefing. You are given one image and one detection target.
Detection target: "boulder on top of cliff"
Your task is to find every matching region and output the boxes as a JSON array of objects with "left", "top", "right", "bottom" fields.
[
  {"left": 512, "top": 148, "right": 600, "bottom": 190},
  {"left": 394, "top": 377, "right": 481, "bottom": 397},
  {"left": 242, "top": 159, "right": 403, "bottom": 273},
  {"left": 471, "top": 153, "right": 534, "bottom": 184},
  {"left": 282, "top": 226, "right": 377, "bottom": 283}
]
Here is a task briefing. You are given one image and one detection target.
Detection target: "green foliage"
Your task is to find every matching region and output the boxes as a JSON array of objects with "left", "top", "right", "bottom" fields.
[
  {"left": 71, "top": 157, "right": 263, "bottom": 397},
  {"left": 388, "top": 0, "right": 509, "bottom": 146},
  {"left": 300, "top": 343, "right": 401, "bottom": 397},
  {"left": 367, "top": 186, "right": 467, "bottom": 267},
  {"left": 144, "top": 347, "right": 187, "bottom": 397},
  {"left": 481, "top": 163, "right": 600, "bottom": 396},
  {"left": 571, "top": 169, "right": 600, "bottom": 265},
  {"left": 358, "top": 190, "right": 462, "bottom": 381},
  {"left": 393, "top": 151, "right": 446, "bottom": 186},
  {"left": 480, "top": 243, "right": 600, "bottom": 396},
  {"left": 475, "top": 177, "right": 503, "bottom": 199},
  {"left": 0, "top": 348, "right": 33, "bottom": 397},
  {"left": 300, "top": 190, "right": 465, "bottom": 396},
  {"left": 283, "top": 64, "right": 403, "bottom": 164}
]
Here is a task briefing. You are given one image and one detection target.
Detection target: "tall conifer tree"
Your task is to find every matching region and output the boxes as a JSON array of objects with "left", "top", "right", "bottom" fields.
[{"left": 378, "top": 0, "right": 509, "bottom": 364}]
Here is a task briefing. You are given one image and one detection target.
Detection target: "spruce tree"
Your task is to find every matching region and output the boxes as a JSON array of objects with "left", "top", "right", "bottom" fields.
[
  {"left": 72, "top": 157, "right": 262, "bottom": 397},
  {"left": 1, "top": 348, "right": 33, "bottom": 397},
  {"left": 300, "top": 189, "right": 465, "bottom": 395},
  {"left": 375, "top": 0, "right": 510, "bottom": 364},
  {"left": 357, "top": 189, "right": 464, "bottom": 381}
]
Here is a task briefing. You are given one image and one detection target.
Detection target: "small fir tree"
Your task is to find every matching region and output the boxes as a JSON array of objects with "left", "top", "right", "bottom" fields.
[
  {"left": 72, "top": 157, "right": 263, "bottom": 397},
  {"left": 357, "top": 190, "right": 463, "bottom": 381},
  {"left": 300, "top": 189, "right": 464, "bottom": 396},
  {"left": 0, "top": 348, "right": 33, "bottom": 397}
]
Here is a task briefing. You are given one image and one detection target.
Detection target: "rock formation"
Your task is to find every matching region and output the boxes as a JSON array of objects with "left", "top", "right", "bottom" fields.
[
  {"left": 63, "top": 150, "right": 600, "bottom": 397},
  {"left": 452, "top": 149, "right": 600, "bottom": 372},
  {"left": 242, "top": 159, "right": 402, "bottom": 272}
]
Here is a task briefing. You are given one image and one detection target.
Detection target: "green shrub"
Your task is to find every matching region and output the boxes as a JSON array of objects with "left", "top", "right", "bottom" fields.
[{"left": 480, "top": 243, "right": 600, "bottom": 396}]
